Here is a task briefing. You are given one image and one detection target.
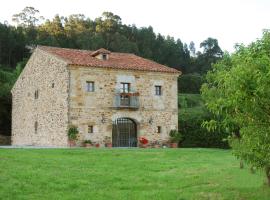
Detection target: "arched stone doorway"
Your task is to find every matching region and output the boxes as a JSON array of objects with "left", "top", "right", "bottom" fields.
[{"left": 112, "top": 118, "right": 137, "bottom": 147}]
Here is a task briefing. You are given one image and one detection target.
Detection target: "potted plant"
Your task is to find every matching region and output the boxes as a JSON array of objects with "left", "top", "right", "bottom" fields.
[
  {"left": 139, "top": 137, "right": 149, "bottom": 148},
  {"left": 169, "top": 130, "right": 182, "bottom": 148},
  {"left": 104, "top": 136, "right": 112, "bottom": 148},
  {"left": 67, "top": 126, "right": 79, "bottom": 147},
  {"left": 83, "top": 140, "right": 93, "bottom": 148}
]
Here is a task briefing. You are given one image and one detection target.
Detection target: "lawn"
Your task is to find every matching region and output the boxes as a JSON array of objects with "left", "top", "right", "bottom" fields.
[{"left": 0, "top": 148, "right": 269, "bottom": 200}]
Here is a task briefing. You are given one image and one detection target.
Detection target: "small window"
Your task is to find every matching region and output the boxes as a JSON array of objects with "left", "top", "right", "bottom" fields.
[
  {"left": 157, "top": 126, "right": 162, "bottom": 133},
  {"left": 102, "top": 54, "right": 107, "bottom": 60},
  {"left": 120, "top": 82, "right": 130, "bottom": 93},
  {"left": 34, "top": 121, "right": 38, "bottom": 134},
  {"left": 52, "top": 83, "right": 55, "bottom": 88},
  {"left": 155, "top": 86, "right": 162, "bottom": 96},
  {"left": 34, "top": 90, "right": 39, "bottom": 99},
  {"left": 88, "top": 125, "right": 93, "bottom": 133},
  {"left": 86, "top": 81, "right": 95, "bottom": 92}
]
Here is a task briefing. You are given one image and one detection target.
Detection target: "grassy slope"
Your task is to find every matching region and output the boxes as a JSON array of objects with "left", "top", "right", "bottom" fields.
[
  {"left": 178, "top": 93, "right": 208, "bottom": 120},
  {"left": 0, "top": 148, "right": 269, "bottom": 200}
]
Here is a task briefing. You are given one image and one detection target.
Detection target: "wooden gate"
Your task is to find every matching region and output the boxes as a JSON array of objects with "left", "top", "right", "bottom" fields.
[{"left": 112, "top": 118, "right": 137, "bottom": 147}]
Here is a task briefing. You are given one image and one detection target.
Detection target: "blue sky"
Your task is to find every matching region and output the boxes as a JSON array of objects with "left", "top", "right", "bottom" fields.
[{"left": 1, "top": 0, "right": 270, "bottom": 52}]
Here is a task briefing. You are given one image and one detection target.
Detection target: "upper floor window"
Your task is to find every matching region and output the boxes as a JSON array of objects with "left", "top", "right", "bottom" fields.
[
  {"left": 102, "top": 54, "right": 107, "bottom": 60},
  {"left": 34, "top": 90, "right": 39, "bottom": 99},
  {"left": 120, "top": 82, "right": 130, "bottom": 93},
  {"left": 86, "top": 81, "right": 95, "bottom": 92},
  {"left": 155, "top": 85, "right": 162, "bottom": 96}
]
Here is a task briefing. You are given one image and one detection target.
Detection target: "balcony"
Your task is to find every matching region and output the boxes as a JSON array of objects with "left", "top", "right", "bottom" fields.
[{"left": 113, "top": 92, "right": 139, "bottom": 109}]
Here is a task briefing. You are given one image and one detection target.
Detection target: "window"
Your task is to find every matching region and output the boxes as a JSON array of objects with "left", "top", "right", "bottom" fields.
[
  {"left": 34, "top": 121, "right": 38, "bottom": 134},
  {"left": 102, "top": 54, "right": 107, "bottom": 60},
  {"left": 86, "top": 81, "right": 95, "bottom": 92},
  {"left": 157, "top": 126, "right": 162, "bottom": 133},
  {"left": 34, "top": 90, "right": 39, "bottom": 99},
  {"left": 120, "top": 82, "right": 130, "bottom": 93},
  {"left": 52, "top": 83, "right": 55, "bottom": 88},
  {"left": 155, "top": 86, "right": 162, "bottom": 96},
  {"left": 88, "top": 125, "right": 93, "bottom": 133}
]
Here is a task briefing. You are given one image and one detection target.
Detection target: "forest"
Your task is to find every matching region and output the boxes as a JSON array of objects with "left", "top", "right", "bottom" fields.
[{"left": 0, "top": 7, "right": 224, "bottom": 145}]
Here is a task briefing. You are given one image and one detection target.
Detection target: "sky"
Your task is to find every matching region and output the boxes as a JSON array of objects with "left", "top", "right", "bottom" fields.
[{"left": 1, "top": 0, "right": 270, "bottom": 52}]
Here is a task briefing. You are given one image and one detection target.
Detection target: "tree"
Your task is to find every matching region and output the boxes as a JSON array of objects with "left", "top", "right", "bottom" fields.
[
  {"left": 201, "top": 30, "right": 270, "bottom": 186},
  {"left": 196, "top": 37, "right": 224, "bottom": 74},
  {"left": 0, "top": 62, "right": 24, "bottom": 135},
  {"left": 200, "top": 37, "right": 223, "bottom": 58},
  {"left": 12, "top": 7, "right": 44, "bottom": 27}
]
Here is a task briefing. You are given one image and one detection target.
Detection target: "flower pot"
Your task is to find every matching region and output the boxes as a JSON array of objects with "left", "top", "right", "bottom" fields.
[
  {"left": 170, "top": 142, "right": 178, "bottom": 148},
  {"left": 68, "top": 140, "right": 76, "bottom": 147},
  {"left": 140, "top": 144, "right": 148, "bottom": 148},
  {"left": 106, "top": 143, "right": 112, "bottom": 148}
]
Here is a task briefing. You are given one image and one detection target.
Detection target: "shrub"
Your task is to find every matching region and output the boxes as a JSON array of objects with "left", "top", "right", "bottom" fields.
[
  {"left": 67, "top": 126, "right": 79, "bottom": 141},
  {"left": 83, "top": 140, "right": 92, "bottom": 144},
  {"left": 179, "top": 94, "right": 229, "bottom": 148},
  {"left": 169, "top": 130, "right": 182, "bottom": 143}
]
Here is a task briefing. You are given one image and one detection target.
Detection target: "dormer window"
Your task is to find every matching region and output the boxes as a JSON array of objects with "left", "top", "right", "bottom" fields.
[
  {"left": 102, "top": 54, "right": 107, "bottom": 60},
  {"left": 91, "top": 48, "right": 111, "bottom": 61}
]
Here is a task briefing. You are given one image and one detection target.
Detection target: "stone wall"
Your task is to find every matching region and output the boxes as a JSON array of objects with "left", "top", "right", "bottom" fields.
[
  {"left": 11, "top": 48, "right": 70, "bottom": 146},
  {"left": 68, "top": 66, "right": 179, "bottom": 146}
]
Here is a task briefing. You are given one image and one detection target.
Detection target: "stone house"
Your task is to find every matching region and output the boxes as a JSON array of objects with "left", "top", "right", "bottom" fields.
[{"left": 11, "top": 46, "right": 181, "bottom": 147}]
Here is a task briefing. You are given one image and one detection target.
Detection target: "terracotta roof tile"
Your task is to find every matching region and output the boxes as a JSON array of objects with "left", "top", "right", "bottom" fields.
[
  {"left": 91, "top": 48, "right": 111, "bottom": 56},
  {"left": 38, "top": 45, "right": 180, "bottom": 73}
]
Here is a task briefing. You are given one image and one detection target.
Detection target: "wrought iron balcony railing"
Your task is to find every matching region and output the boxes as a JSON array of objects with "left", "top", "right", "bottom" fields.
[{"left": 114, "top": 92, "right": 139, "bottom": 109}]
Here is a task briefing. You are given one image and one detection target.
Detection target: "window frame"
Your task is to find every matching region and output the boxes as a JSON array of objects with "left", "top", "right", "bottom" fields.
[
  {"left": 34, "top": 90, "right": 39, "bottom": 99},
  {"left": 86, "top": 81, "right": 95, "bottom": 92},
  {"left": 120, "top": 82, "right": 130, "bottom": 93},
  {"left": 34, "top": 121, "right": 38, "bottom": 134},
  {"left": 102, "top": 54, "right": 107, "bottom": 60},
  {"left": 88, "top": 125, "right": 93, "bottom": 134},
  {"left": 157, "top": 126, "right": 162, "bottom": 133},
  {"left": 155, "top": 85, "right": 162, "bottom": 96}
]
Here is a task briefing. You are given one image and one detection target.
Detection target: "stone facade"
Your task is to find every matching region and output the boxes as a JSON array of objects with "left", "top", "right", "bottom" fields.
[
  {"left": 11, "top": 49, "right": 69, "bottom": 146},
  {"left": 69, "top": 66, "right": 178, "bottom": 146},
  {"left": 12, "top": 47, "right": 179, "bottom": 147}
]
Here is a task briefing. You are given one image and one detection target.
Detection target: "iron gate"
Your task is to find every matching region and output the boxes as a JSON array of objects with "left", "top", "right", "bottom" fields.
[{"left": 112, "top": 118, "right": 137, "bottom": 147}]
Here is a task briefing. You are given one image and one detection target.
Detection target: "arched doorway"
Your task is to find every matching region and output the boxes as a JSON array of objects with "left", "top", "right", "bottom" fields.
[{"left": 112, "top": 118, "right": 137, "bottom": 147}]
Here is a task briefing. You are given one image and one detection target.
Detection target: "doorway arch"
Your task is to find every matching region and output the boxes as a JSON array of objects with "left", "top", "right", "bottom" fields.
[{"left": 112, "top": 118, "right": 137, "bottom": 147}]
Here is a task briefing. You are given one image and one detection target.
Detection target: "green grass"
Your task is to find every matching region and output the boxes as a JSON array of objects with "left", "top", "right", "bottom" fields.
[{"left": 0, "top": 148, "right": 269, "bottom": 200}]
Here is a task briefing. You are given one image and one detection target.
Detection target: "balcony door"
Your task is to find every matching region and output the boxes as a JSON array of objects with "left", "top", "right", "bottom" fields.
[
  {"left": 112, "top": 118, "right": 137, "bottom": 147},
  {"left": 120, "top": 82, "right": 130, "bottom": 106}
]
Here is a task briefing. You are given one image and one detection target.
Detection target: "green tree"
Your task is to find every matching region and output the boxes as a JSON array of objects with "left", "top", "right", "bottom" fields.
[
  {"left": 201, "top": 31, "right": 270, "bottom": 186},
  {"left": 195, "top": 37, "right": 223, "bottom": 74},
  {"left": 0, "top": 62, "right": 24, "bottom": 134},
  {"left": 12, "top": 6, "right": 44, "bottom": 27}
]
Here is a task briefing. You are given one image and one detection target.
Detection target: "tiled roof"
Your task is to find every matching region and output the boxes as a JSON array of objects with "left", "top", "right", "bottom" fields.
[
  {"left": 91, "top": 48, "right": 111, "bottom": 56},
  {"left": 38, "top": 46, "right": 180, "bottom": 73}
]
